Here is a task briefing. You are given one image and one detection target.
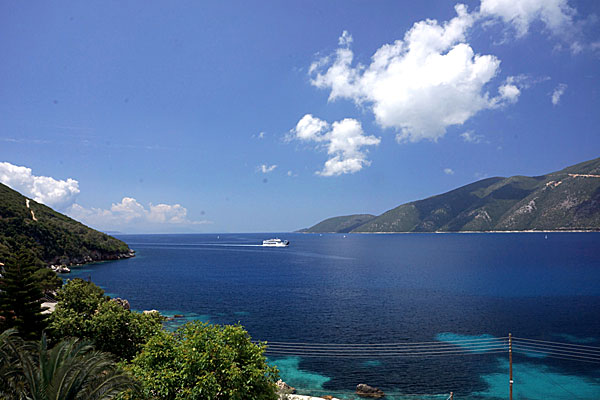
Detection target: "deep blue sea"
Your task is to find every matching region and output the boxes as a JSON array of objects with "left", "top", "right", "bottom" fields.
[{"left": 67, "top": 232, "right": 600, "bottom": 399}]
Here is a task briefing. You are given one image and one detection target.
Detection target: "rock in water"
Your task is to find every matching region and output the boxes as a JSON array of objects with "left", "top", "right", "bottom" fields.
[
  {"left": 276, "top": 379, "right": 296, "bottom": 394},
  {"left": 356, "top": 383, "right": 385, "bottom": 398}
]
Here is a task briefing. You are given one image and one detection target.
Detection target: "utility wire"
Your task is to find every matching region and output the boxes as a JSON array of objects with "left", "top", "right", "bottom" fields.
[
  {"left": 265, "top": 345, "right": 507, "bottom": 355},
  {"left": 512, "top": 347, "right": 600, "bottom": 363},
  {"left": 512, "top": 337, "right": 600, "bottom": 351},
  {"left": 261, "top": 335, "right": 600, "bottom": 365},
  {"left": 263, "top": 336, "right": 508, "bottom": 346},
  {"left": 511, "top": 343, "right": 600, "bottom": 358},
  {"left": 265, "top": 350, "right": 509, "bottom": 359},
  {"left": 264, "top": 341, "right": 507, "bottom": 350}
]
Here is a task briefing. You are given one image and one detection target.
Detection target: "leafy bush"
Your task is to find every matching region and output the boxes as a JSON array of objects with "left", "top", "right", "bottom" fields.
[
  {"left": 48, "top": 279, "right": 163, "bottom": 360},
  {"left": 127, "top": 321, "right": 279, "bottom": 400}
]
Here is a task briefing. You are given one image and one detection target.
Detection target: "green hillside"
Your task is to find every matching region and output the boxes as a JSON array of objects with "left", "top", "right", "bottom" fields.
[
  {"left": 303, "top": 157, "right": 600, "bottom": 233},
  {"left": 299, "top": 214, "right": 376, "bottom": 233},
  {"left": 0, "top": 183, "right": 133, "bottom": 266}
]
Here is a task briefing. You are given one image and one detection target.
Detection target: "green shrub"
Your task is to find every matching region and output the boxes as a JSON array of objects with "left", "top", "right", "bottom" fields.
[
  {"left": 48, "top": 279, "right": 163, "bottom": 360},
  {"left": 127, "top": 321, "right": 279, "bottom": 400}
]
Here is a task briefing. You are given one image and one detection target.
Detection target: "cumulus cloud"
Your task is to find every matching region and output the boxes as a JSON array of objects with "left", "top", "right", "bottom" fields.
[
  {"left": 444, "top": 168, "right": 455, "bottom": 175},
  {"left": 292, "top": 114, "right": 380, "bottom": 176},
  {"left": 309, "top": 5, "right": 519, "bottom": 143},
  {"left": 0, "top": 161, "right": 208, "bottom": 232},
  {"left": 497, "top": 83, "right": 521, "bottom": 103},
  {"left": 68, "top": 197, "right": 208, "bottom": 230},
  {"left": 0, "top": 162, "right": 80, "bottom": 210},
  {"left": 551, "top": 83, "right": 568, "bottom": 105},
  {"left": 257, "top": 164, "right": 277, "bottom": 173}
]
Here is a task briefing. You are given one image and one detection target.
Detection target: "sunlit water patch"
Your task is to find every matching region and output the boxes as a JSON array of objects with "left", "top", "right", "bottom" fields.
[
  {"left": 475, "top": 358, "right": 600, "bottom": 399},
  {"left": 362, "top": 360, "right": 383, "bottom": 367},
  {"left": 268, "top": 356, "right": 331, "bottom": 390},
  {"left": 553, "top": 333, "right": 598, "bottom": 345}
]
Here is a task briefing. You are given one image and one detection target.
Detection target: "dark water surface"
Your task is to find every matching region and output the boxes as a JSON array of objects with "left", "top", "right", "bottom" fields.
[{"left": 68, "top": 232, "right": 600, "bottom": 399}]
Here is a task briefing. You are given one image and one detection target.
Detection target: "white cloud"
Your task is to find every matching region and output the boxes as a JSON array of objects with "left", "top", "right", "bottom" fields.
[
  {"left": 292, "top": 114, "right": 380, "bottom": 176},
  {"left": 497, "top": 83, "right": 521, "bottom": 103},
  {"left": 551, "top": 83, "right": 568, "bottom": 105},
  {"left": 480, "top": 0, "right": 584, "bottom": 53},
  {"left": 0, "top": 161, "right": 208, "bottom": 232},
  {"left": 292, "top": 114, "right": 329, "bottom": 142},
  {"left": 310, "top": 5, "right": 515, "bottom": 143},
  {"left": 257, "top": 164, "right": 277, "bottom": 173},
  {"left": 68, "top": 197, "right": 208, "bottom": 230},
  {"left": 338, "top": 30, "right": 353, "bottom": 47},
  {"left": 258, "top": 131, "right": 265, "bottom": 139},
  {"left": 444, "top": 168, "right": 455, "bottom": 175},
  {"left": 460, "top": 130, "right": 485, "bottom": 143},
  {"left": 0, "top": 162, "right": 80, "bottom": 210},
  {"left": 480, "top": 0, "right": 577, "bottom": 37}
]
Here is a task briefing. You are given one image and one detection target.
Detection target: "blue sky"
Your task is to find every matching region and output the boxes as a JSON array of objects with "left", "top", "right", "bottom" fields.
[{"left": 1, "top": 0, "right": 599, "bottom": 233}]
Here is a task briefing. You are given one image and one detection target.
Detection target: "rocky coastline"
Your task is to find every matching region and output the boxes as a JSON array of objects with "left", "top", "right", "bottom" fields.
[{"left": 50, "top": 249, "right": 135, "bottom": 273}]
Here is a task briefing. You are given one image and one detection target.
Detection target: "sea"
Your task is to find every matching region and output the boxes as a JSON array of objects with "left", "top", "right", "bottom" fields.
[{"left": 65, "top": 232, "right": 600, "bottom": 399}]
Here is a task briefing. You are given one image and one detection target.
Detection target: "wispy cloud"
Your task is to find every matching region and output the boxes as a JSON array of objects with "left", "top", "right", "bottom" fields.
[
  {"left": 0, "top": 137, "right": 51, "bottom": 145},
  {"left": 551, "top": 83, "right": 568, "bottom": 105},
  {"left": 257, "top": 164, "right": 277, "bottom": 173},
  {"left": 480, "top": 0, "right": 584, "bottom": 53},
  {"left": 444, "top": 168, "right": 455, "bottom": 175},
  {"left": 460, "top": 131, "right": 485, "bottom": 144}
]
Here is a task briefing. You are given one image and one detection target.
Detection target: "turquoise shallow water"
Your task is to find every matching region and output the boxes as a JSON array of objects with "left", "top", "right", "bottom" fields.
[{"left": 66, "top": 232, "right": 600, "bottom": 399}]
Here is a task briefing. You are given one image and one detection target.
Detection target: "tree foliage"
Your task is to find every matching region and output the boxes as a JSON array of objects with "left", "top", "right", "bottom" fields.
[
  {"left": 0, "top": 249, "right": 47, "bottom": 340},
  {"left": 0, "top": 328, "right": 138, "bottom": 400},
  {"left": 32, "top": 267, "right": 62, "bottom": 294},
  {"left": 127, "top": 321, "right": 279, "bottom": 400},
  {"left": 48, "top": 279, "right": 163, "bottom": 361},
  {"left": 0, "top": 328, "right": 30, "bottom": 398}
]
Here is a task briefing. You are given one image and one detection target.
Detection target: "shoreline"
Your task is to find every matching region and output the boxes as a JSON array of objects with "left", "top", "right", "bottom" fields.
[{"left": 297, "top": 229, "right": 600, "bottom": 234}]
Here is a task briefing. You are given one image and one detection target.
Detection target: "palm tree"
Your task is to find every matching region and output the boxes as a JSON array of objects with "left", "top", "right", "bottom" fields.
[
  {"left": 0, "top": 329, "right": 139, "bottom": 400},
  {"left": 0, "top": 328, "right": 33, "bottom": 399}
]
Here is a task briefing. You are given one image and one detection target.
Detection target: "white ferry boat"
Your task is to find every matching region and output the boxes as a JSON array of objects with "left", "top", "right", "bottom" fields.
[{"left": 262, "top": 238, "right": 290, "bottom": 247}]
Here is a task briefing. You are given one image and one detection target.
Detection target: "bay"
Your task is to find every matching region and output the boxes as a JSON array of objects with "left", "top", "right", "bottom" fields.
[{"left": 67, "top": 232, "right": 600, "bottom": 399}]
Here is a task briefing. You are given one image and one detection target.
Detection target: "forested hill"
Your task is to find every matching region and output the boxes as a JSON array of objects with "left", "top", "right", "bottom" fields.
[
  {"left": 0, "top": 183, "right": 133, "bottom": 266},
  {"left": 298, "top": 214, "right": 376, "bottom": 233},
  {"left": 301, "top": 157, "right": 600, "bottom": 233}
]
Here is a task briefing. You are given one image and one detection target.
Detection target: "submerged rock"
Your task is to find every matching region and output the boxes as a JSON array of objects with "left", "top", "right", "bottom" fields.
[{"left": 356, "top": 383, "right": 385, "bottom": 398}]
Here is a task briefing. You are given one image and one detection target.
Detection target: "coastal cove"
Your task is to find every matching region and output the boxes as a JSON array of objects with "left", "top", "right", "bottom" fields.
[{"left": 65, "top": 232, "right": 600, "bottom": 399}]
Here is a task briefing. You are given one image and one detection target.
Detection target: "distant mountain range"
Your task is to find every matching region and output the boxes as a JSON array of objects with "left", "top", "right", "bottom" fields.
[
  {"left": 299, "top": 157, "right": 600, "bottom": 233},
  {"left": 0, "top": 183, "right": 133, "bottom": 266}
]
